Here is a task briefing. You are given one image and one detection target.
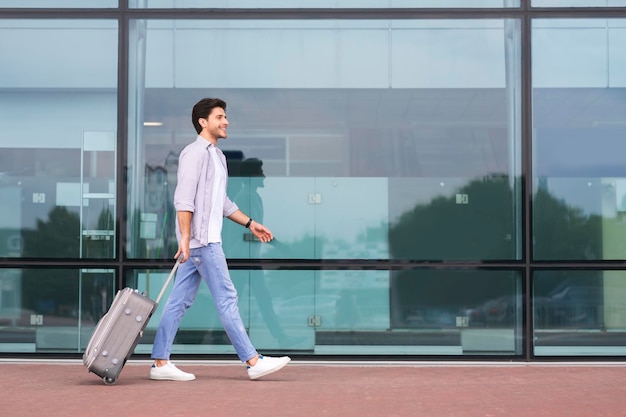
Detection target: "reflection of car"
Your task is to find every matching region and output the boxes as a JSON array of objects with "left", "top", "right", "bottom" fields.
[
  {"left": 403, "top": 307, "right": 457, "bottom": 328},
  {"left": 534, "top": 284, "right": 603, "bottom": 329},
  {"left": 462, "top": 283, "right": 603, "bottom": 329},
  {"left": 461, "top": 296, "right": 518, "bottom": 327}
]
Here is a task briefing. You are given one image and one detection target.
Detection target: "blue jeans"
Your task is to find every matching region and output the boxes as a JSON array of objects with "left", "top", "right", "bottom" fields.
[{"left": 151, "top": 243, "right": 258, "bottom": 362}]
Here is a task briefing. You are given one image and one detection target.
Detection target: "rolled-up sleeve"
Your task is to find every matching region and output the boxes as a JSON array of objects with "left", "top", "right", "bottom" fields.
[
  {"left": 174, "top": 146, "right": 201, "bottom": 213},
  {"left": 223, "top": 196, "right": 239, "bottom": 217}
]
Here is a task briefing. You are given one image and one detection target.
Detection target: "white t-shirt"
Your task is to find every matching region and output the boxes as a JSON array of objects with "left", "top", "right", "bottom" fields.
[{"left": 207, "top": 145, "right": 226, "bottom": 243}]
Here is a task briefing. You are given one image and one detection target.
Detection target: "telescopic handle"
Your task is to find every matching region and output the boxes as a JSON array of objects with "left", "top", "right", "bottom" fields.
[{"left": 155, "top": 256, "right": 183, "bottom": 304}]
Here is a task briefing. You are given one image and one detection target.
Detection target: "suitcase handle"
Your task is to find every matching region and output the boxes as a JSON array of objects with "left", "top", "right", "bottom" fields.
[{"left": 155, "top": 255, "right": 183, "bottom": 304}]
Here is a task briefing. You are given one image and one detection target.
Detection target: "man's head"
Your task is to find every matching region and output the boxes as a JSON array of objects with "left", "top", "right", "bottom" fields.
[
  {"left": 241, "top": 158, "right": 265, "bottom": 189},
  {"left": 241, "top": 158, "right": 264, "bottom": 178},
  {"left": 192, "top": 98, "right": 228, "bottom": 138}
]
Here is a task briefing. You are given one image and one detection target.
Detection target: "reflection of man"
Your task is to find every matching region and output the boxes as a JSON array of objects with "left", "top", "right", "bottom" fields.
[
  {"left": 335, "top": 290, "right": 361, "bottom": 328},
  {"left": 234, "top": 158, "right": 302, "bottom": 347},
  {"left": 234, "top": 158, "right": 265, "bottom": 257}
]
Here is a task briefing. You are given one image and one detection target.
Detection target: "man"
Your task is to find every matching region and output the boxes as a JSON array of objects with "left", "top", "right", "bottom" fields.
[{"left": 150, "top": 98, "right": 291, "bottom": 381}]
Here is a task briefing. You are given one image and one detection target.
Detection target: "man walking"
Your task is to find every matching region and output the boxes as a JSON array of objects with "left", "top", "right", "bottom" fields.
[{"left": 150, "top": 98, "right": 290, "bottom": 381}]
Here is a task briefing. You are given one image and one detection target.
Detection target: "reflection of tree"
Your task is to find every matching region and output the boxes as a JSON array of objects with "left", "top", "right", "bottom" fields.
[
  {"left": 532, "top": 188, "right": 603, "bottom": 329},
  {"left": 388, "top": 175, "right": 602, "bottom": 328},
  {"left": 533, "top": 187, "right": 601, "bottom": 260},
  {"left": 22, "top": 268, "right": 79, "bottom": 323},
  {"left": 82, "top": 205, "right": 115, "bottom": 258},
  {"left": 20, "top": 206, "right": 115, "bottom": 323},
  {"left": 22, "top": 206, "right": 80, "bottom": 258},
  {"left": 389, "top": 175, "right": 514, "bottom": 260},
  {"left": 21, "top": 207, "right": 81, "bottom": 321},
  {"left": 97, "top": 206, "right": 114, "bottom": 231}
]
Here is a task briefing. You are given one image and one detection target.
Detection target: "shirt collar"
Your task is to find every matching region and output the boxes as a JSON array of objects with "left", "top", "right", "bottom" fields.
[{"left": 195, "top": 135, "right": 217, "bottom": 149}]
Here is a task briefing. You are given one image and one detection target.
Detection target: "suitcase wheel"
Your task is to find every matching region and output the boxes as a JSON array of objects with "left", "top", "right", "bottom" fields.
[{"left": 103, "top": 376, "right": 116, "bottom": 385}]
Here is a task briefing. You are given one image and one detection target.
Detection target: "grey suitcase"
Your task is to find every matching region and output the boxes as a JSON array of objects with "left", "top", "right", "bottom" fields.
[{"left": 83, "top": 258, "right": 181, "bottom": 385}]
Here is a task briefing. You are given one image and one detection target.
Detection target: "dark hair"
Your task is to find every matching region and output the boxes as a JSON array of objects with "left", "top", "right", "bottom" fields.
[{"left": 191, "top": 98, "right": 227, "bottom": 134}]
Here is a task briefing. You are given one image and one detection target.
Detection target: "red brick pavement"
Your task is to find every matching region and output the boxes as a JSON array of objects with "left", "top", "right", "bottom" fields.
[{"left": 2, "top": 360, "right": 626, "bottom": 417}]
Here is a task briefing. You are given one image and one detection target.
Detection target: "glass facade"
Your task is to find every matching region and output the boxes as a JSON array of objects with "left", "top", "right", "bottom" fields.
[
  {"left": 533, "top": 0, "right": 626, "bottom": 6},
  {"left": 0, "top": 1, "right": 625, "bottom": 360},
  {"left": 0, "top": 0, "right": 117, "bottom": 6},
  {"left": 129, "top": 0, "right": 519, "bottom": 8},
  {"left": 532, "top": 18, "right": 626, "bottom": 355}
]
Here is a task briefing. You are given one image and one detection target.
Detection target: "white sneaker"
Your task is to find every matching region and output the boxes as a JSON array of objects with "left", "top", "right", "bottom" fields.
[
  {"left": 247, "top": 355, "right": 291, "bottom": 380},
  {"left": 150, "top": 361, "right": 196, "bottom": 381}
]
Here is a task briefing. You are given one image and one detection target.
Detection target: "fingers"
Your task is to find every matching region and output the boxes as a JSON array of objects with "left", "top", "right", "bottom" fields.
[
  {"left": 251, "top": 223, "right": 273, "bottom": 243},
  {"left": 174, "top": 249, "right": 189, "bottom": 262},
  {"left": 259, "top": 233, "right": 273, "bottom": 243},
  {"left": 255, "top": 229, "right": 273, "bottom": 243}
]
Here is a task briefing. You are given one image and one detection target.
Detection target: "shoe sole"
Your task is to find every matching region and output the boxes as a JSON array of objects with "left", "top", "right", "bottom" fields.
[
  {"left": 150, "top": 374, "right": 196, "bottom": 381},
  {"left": 248, "top": 357, "right": 291, "bottom": 380}
]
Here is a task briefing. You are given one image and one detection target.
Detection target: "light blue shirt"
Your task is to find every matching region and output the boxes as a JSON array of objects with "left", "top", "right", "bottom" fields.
[{"left": 173, "top": 136, "right": 239, "bottom": 248}]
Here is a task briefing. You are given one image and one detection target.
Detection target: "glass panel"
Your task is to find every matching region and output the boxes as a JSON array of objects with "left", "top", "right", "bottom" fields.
[
  {"left": 127, "top": 19, "right": 522, "bottom": 262},
  {"left": 534, "top": 270, "right": 626, "bottom": 356},
  {"left": 532, "top": 19, "right": 626, "bottom": 260},
  {"left": 128, "top": 268, "right": 522, "bottom": 356},
  {"left": 0, "top": 0, "right": 117, "bottom": 6},
  {"left": 130, "top": 0, "right": 519, "bottom": 8},
  {"left": 533, "top": 0, "right": 626, "bottom": 6},
  {"left": 0, "top": 20, "right": 118, "bottom": 259},
  {"left": 249, "top": 270, "right": 314, "bottom": 351},
  {"left": 0, "top": 268, "right": 115, "bottom": 353},
  {"left": 388, "top": 269, "right": 522, "bottom": 355}
]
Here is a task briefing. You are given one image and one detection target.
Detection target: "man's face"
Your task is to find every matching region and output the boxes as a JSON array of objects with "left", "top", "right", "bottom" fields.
[{"left": 201, "top": 107, "right": 228, "bottom": 141}]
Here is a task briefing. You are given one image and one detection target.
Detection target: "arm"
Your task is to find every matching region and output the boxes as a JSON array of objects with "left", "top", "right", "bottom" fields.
[
  {"left": 227, "top": 209, "right": 273, "bottom": 243},
  {"left": 174, "top": 211, "right": 193, "bottom": 262},
  {"left": 173, "top": 143, "right": 201, "bottom": 261}
]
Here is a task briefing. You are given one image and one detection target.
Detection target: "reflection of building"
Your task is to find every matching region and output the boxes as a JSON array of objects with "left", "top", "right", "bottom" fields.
[
  {"left": 3, "top": 3, "right": 626, "bottom": 360},
  {"left": 0, "top": 270, "right": 21, "bottom": 325},
  {"left": 142, "top": 164, "right": 171, "bottom": 257}
]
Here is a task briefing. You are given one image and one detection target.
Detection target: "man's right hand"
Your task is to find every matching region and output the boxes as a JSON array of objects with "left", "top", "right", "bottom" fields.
[{"left": 174, "top": 245, "right": 190, "bottom": 263}]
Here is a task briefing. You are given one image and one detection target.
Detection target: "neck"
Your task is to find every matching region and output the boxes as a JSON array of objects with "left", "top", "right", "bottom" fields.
[{"left": 199, "top": 132, "right": 217, "bottom": 146}]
